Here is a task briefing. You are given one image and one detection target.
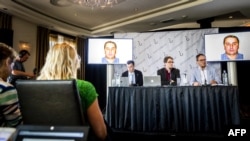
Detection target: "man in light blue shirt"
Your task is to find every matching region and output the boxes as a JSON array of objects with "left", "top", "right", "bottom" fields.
[{"left": 190, "top": 53, "right": 221, "bottom": 86}]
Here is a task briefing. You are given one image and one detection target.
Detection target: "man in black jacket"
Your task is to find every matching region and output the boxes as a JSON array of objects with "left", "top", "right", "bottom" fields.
[
  {"left": 122, "top": 60, "right": 143, "bottom": 86},
  {"left": 157, "top": 56, "right": 180, "bottom": 86}
]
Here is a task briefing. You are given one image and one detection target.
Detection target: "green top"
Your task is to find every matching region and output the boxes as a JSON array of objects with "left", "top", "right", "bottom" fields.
[{"left": 76, "top": 79, "right": 98, "bottom": 112}]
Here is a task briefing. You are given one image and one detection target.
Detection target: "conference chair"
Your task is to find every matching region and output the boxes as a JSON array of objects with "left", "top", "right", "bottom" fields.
[
  {"left": 15, "top": 79, "right": 113, "bottom": 141},
  {"left": 15, "top": 79, "right": 86, "bottom": 126}
]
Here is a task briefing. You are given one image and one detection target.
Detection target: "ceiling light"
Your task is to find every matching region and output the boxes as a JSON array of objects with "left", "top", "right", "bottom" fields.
[
  {"left": 69, "top": 0, "right": 123, "bottom": 9},
  {"left": 160, "top": 18, "right": 175, "bottom": 23},
  {"left": 149, "top": 22, "right": 157, "bottom": 26}
]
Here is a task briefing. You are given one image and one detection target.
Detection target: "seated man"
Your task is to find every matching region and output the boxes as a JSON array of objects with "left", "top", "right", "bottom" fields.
[
  {"left": 157, "top": 56, "right": 180, "bottom": 86},
  {"left": 190, "top": 53, "right": 221, "bottom": 86},
  {"left": 121, "top": 60, "right": 143, "bottom": 86}
]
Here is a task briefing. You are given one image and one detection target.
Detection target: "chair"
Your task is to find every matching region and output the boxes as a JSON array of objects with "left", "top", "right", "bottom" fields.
[{"left": 15, "top": 79, "right": 86, "bottom": 126}]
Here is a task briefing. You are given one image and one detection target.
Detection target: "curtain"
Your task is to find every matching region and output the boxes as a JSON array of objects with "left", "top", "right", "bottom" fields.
[
  {"left": 0, "top": 11, "right": 13, "bottom": 46},
  {"left": 0, "top": 11, "right": 12, "bottom": 29},
  {"left": 76, "top": 37, "right": 86, "bottom": 80},
  {"left": 35, "top": 26, "right": 50, "bottom": 75}
]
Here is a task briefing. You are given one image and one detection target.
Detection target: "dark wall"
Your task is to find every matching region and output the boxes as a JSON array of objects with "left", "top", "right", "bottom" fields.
[
  {"left": 84, "top": 37, "right": 109, "bottom": 112},
  {"left": 85, "top": 64, "right": 107, "bottom": 112}
]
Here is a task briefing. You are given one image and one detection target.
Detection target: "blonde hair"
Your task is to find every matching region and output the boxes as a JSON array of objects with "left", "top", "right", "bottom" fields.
[{"left": 37, "top": 42, "right": 80, "bottom": 80}]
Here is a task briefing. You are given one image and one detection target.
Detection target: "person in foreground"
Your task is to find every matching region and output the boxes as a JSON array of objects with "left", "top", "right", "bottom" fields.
[
  {"left": 121, "top": 60, "right": 143, "bottom": 86},
  {"left": 36, "top": 43, "right": 108, "bottom": 141},
  {"left": 157, "top": 56, "right": 180, "bottom": 86},
  {"left": 8, "top": 50, "right": 35, "bottom": 86},
  {"left": 101, "top": 41, "right": 119, "bottom": 64},
  {"left": 190, "top": 53, "right": 221, "bottom": 86},
  {"left": 0, "top": 42, "right": 22, "bottom": 127},
  {"left": 221, "top": 35, "right": 243, "bottom": 60}
]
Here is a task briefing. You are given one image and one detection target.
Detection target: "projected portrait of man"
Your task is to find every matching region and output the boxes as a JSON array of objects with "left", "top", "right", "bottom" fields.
[
  {"left": 221, "top": 35, "right": 243, "bottom": 60},
  {"left": 101, "top": 41, "right": 120, "bottom": 64}
]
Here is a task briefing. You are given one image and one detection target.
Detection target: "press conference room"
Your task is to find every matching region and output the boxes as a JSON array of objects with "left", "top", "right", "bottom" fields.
[{"left": 1, "top": 0, "right": 250, "bottom": 140}]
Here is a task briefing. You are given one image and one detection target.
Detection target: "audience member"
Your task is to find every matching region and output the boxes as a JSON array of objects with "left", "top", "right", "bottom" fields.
[
  {"left": 221, "top": 35, "right": 243, "bottom": 60},
  {"left": 8, "top": 50, "right": 35, "bottom": 86},
  {"left": 0, "top": 43, "right": 22, "bottom": 127},
  {"left": 36, "top": 43, "right": 108, "bottom": 141},
  {"left": 121, "top": 60, "right": 143, "bottom": 86},
  {"left": 190, "top": 53, "right": 221, "bottom": 86},
  {"left": 157, "top": 56, "right": 180, "bottom": 86},
  {"left": 101, "top": 41, "right": 119, "bottom": 64}
]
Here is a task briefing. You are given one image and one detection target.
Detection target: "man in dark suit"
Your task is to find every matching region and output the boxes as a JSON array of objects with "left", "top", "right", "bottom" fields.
[
  {"left": 122, "top": 60, "right": 143, "bottom": 86},
  {"left": 157, "top": 56, "right": 180, "bottom": 86}
]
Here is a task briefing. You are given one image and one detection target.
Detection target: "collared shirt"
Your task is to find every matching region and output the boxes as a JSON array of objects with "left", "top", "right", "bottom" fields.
[
  {"left": 199, "top": 67, "right": 207, "bottom": 85},
  {"left": 129, "top": 72, "right": 135, "bottom": 84},
  {"left": 165, "top": 71, "right": 171, "bottom": 81},
  {"left": 221, "top": 53, "right": 244, "bottom": 60},
  {"left": 101, "top": 57, "right": 119, "bottom": 63}
]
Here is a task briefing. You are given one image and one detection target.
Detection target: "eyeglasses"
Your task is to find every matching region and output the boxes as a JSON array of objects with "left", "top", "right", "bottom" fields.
[
  {"left": 198, "top": 59, "right": 206, "bottom": 62},
  {"left": 167, "top": 61, "right": 174, "bottom": 63}
]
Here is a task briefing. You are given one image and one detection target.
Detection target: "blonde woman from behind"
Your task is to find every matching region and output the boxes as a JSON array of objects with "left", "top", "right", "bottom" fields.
[{"left": 37, "top": 43, "right": 108, "bottom": 141}]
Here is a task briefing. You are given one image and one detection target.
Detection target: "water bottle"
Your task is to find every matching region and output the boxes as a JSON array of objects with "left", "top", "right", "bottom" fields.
[
  {"left": 222, "top": 70, "right": 228, "bottom": 85},
  {"left": 115, "top": 73, "right": 120, "bottom": 86}
]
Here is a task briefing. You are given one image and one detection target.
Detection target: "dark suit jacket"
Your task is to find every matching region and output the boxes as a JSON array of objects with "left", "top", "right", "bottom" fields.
[
  {"left": 157, "top": 68, "right": 180, "bottom": 86},
  {"left": 121, "top": 69, "right": 143, "bottom": 86}
]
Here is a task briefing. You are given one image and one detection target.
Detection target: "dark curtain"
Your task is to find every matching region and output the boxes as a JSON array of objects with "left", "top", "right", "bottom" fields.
[
  {"left": 35, "top": 26, "right": 50, "bottom": 75},
  {"left": 76, "top": 37, "right": 86, "bottom": 80},
  {"left": 0, "top": 11, "right": 13, "bottom": 46},
  {"left": 0, "top": 11, "right": 12, "bottom": 29}
]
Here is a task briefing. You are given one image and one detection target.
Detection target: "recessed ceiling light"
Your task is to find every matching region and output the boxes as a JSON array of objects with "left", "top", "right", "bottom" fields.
[
  {"left": 160, "top": 18, "right": 175, "bottom": 23},
  {"left": 182, "top": 15, "right": 188, "bottom": 19},
  {"left": 149, "top": 22, "right": 157, "bottom": 26},
  {"left": 134, "top": 8, "right": 139, "bottom": 12}
]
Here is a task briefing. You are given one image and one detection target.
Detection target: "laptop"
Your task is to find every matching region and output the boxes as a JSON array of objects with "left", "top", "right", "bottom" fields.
[
  {"left": 13, "top": 125, "right": 89, "bottom": 141},
  {"left": 119, "top": 77, "right": 129, "bottom": 86},
  {"left": 143, "top": 76, "right": 161, "bottom": 86}
]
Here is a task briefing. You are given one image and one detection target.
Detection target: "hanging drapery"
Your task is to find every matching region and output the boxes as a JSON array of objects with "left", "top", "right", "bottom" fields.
[
  {"left": 0, "top": 11, "right": 13, "bottom": 46},
  {"left": 0, "top": 11, "right": 12, "bottom": 29},
  {"left": 35, "top": 26, "right": 50, "bottom": 75},
  {"left": 76, "top": 37, "right": 86, "bottom": 80}
]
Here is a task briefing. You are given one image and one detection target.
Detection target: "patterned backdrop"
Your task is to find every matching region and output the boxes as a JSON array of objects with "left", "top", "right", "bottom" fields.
[{"left": 112, "top": 28, "right": 221, "bottom": 85}]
